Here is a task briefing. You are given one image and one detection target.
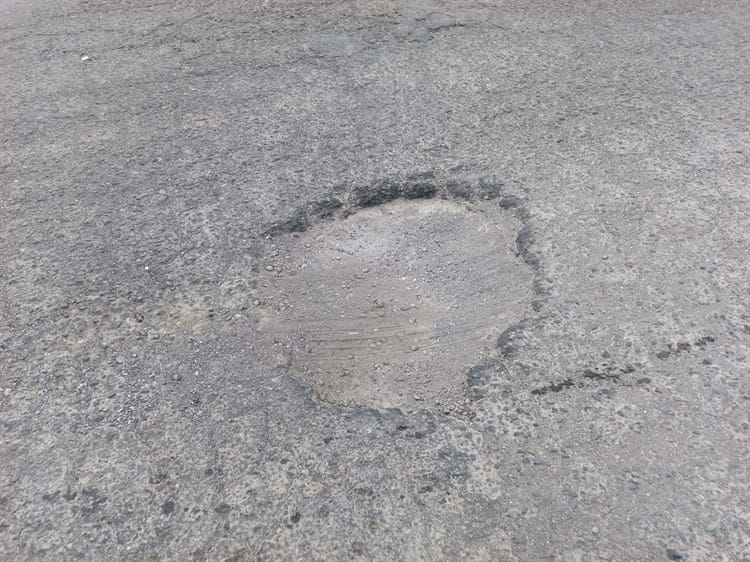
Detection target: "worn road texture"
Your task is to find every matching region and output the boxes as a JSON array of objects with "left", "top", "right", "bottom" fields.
[{"left": 2, "top": 0, "right": 749, "bottom": 560}]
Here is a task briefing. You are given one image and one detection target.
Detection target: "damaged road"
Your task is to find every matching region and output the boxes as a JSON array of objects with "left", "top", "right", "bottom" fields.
[{"left": 1, "top": 0, "right": 749, "bottom": 560}]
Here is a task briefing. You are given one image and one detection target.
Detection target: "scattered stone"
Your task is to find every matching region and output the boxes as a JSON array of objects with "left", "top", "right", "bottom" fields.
[{"left": 666, "top": 548, "right": 683, "bottom": 560}]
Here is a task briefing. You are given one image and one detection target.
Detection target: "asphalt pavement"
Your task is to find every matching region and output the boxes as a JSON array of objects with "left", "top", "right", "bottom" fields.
[{"left": 1, "top": 1, "right": 749, "bottom": 560}]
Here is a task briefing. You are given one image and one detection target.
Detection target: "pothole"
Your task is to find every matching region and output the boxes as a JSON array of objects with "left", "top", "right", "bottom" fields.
[{"left": 256, "top": 198, "right": 534, "bottom": 411}]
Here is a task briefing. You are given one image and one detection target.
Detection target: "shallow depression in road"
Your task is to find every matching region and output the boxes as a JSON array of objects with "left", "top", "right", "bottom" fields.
[{"left": 257, "top": 199, "right": 534, "bottom": 411}]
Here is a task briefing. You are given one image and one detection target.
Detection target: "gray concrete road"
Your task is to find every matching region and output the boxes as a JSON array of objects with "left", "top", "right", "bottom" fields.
[{"left": 1, "top": 1, "right": 749, "bottom": 560}]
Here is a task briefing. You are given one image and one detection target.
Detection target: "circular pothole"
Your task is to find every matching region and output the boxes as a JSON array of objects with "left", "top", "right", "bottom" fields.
[{"left": 257, "top": 199, "right": 534, "bottom": 411}]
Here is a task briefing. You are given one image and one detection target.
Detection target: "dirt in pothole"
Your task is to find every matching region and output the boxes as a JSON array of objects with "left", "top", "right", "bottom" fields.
[{"left": 255, "top": 199, "right": 534, "bottom": 411}]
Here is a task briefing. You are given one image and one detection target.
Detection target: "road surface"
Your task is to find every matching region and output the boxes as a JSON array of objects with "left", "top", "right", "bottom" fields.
[{"left": 1, "top": 1, "right": 748, "bottom": 560}]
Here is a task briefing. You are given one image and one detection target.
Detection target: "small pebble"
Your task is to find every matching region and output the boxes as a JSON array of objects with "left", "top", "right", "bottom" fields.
[
  {"left": 4, "top": 388, "right": 10, "bottom": 397},
  {"left": 266, "top": 265, "right": 274, "bottom": 271}
]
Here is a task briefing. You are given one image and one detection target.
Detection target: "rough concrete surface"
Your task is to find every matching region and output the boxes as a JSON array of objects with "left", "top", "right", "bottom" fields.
[{"left": 1, "top": 0, "right": 749, "bottom": 560}]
